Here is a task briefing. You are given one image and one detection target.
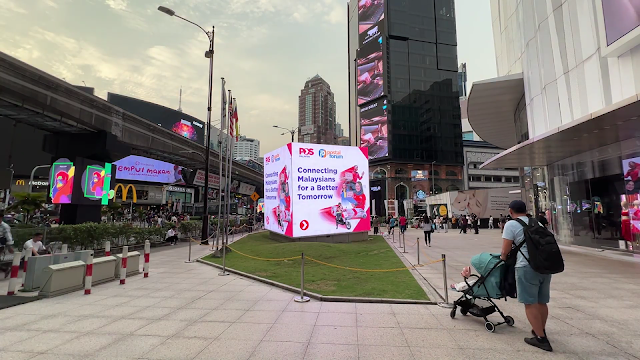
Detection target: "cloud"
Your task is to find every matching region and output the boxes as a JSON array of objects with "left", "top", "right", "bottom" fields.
[
  {"left": 0, "top": 0, "right": 27, "bottom": 14},
  {"left": 105, "top": 0, "right": 127, "bottom": 10},
  {"left": 41, "top": 0, "right": 58, "bottom": 8}
]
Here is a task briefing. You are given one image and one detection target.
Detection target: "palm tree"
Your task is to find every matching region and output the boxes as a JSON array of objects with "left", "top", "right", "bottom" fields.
[{"left": 8, "top": 192, "right": 47, "bottom": 223}]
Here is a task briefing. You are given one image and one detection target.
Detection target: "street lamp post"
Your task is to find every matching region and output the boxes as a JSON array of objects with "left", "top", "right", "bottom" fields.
[
  {"left": 272, "top": 125, "right": 299, "bottom": 143},
  {"left": 29, "top": 165, "right": 51, "bottom": 193},
  {"left": 431, "top": 161, "right": 436, "bottom": 195},
  {"left": 159, "top": 5, "right": 215, "bottom": 241}
]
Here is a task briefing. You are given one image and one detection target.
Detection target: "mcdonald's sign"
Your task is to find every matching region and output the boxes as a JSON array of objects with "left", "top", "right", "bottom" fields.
[
  {"left": 114, "top": 184, "right": 137, "bottom": 203},
  {"left": 15, "top": 180, "right": 25, "bottom": 186}
]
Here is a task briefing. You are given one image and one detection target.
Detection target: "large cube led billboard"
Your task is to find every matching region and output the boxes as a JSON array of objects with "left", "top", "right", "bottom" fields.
[
  {"left": 264, "top": 143, "right": 371, "bottom": 238},
  {"left": 360, "top": 98, "right": 388, "bottom": 159}
]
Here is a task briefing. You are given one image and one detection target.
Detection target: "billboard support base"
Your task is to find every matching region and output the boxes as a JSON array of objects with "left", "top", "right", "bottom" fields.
[{"left": 268, "top": 231, "right": 369, "bottom": 243}]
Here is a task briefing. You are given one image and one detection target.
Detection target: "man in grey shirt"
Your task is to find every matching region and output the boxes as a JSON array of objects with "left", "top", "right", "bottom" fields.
[{"left": 500, "top": 200, "right": 553, "bottom": 352}]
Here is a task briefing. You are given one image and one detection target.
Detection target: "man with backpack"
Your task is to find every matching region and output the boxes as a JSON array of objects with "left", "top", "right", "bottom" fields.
[{"left": 500, "top": 200, "right": 564, "bottom": 352}]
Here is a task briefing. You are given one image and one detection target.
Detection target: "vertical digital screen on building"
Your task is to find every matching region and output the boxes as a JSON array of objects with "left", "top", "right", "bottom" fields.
[
  {"left": 360, "top": 98, "right": 388, "bottom": 159},
  {"left": 357, "top": 36, "right": 385, "bottom": 105},
  {"left": 80, "top": 162, "right": 113, "bottom": 205},
  {"left": 358, "top": 0, "right": 385, "bottom": 34},
  {"left": 50, "top": 158, "right": 74, "bottom": 204}
]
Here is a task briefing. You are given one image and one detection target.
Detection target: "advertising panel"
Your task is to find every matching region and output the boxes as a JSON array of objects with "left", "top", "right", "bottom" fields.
[
  {"left": 50, "top": 158, "right": 74, "bottom": 204},
  {"left": 449, "top": 188, "right": 522, "bottom": 218},
  {"left": 79, "top": 160, "right": 113, "bottom": 205},
  {"left": 192, "top": 169, "right": 225, "bottom": 188},
  {"left": 360, "top": 98, "right": 388, "bottom": 159},
  {"left": 263, "top": 144, "right": 293, "bottom": 236},
  {"left": 114, "top": 155, "right": 186, "bottom": 184},
  {"left": 291, "top": 143, "right": 370, "bottom": 237},
  {"left": 358, "top": 0, "right": 385, "bottom": 35},
  {"left": 357, "top": 35, "right": 385, "bottom": 105},
  {"left": 238, "top": 182, "right": 256, "bottom": 196}
]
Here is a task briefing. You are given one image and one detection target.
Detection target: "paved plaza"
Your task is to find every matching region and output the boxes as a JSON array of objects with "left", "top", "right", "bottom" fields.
[{"left": 0, "top": 230, "right": 638, "bottom": 359}]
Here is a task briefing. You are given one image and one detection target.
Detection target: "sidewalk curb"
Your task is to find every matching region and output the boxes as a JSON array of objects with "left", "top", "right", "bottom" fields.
[{"left": 196, "top": 258, "right": 436, "bottom": 305}]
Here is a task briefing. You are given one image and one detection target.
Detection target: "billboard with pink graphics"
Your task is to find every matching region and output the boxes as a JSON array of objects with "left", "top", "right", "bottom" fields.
[
  {"left": 264, "top": 143, "right": 370, "bottom": 238},
  {"left": 263, "top": 144, "right": 294, "bottom": 236}
]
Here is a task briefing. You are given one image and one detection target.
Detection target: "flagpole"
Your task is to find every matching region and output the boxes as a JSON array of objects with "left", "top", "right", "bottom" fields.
[
  {"left": 224, "top": 91, "right": 233, "bottom": 250},
  {"left": 215, "top": 78, "right": 226, "bottom": 253}
]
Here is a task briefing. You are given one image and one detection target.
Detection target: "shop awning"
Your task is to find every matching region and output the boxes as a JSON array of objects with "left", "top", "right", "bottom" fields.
[
  {"left": 467, "top": 73, "right": 524, "bottom": 149},
  {"left": 480, "top": 94, "right": 640, "bottom": 169}
]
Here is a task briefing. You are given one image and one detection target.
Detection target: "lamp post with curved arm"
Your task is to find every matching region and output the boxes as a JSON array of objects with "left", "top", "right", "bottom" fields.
[
  {"left": 158, "top": 6, "right": 214, "bottom": 241},
  {"left": 272, "top": 125, "right": 299, "bottom": 143}
]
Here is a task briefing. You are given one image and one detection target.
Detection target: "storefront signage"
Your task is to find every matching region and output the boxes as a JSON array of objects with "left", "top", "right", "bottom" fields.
[
  {"left": 114, "top": 184, "right": 137, "bottom": 203},
  {"left": 165, "top": 186, "right": 194, "bottom": 193},
  {"left": 114, "top": 155, "right": 186, "bottom": 184},
  {"left": 238, "top": 182, "right": 256, "bottom": 195},
  {"left": 15, "top": 180, "right": 50, "bottom": 186}
]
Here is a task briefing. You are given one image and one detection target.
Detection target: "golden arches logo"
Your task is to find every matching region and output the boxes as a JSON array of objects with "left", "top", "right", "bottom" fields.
[
  {"left": 15, "top": 180, "right": 25, "bottom": 186},
  {"left": 114, "top": 184, "right": 137, "bottom": 203}
]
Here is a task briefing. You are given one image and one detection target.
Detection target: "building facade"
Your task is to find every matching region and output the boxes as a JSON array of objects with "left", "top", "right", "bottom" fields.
[
  {"left": 468, "top": 0, "right": 640, "bottom": 250},
  {"left": 233, "top": 135, "right": 260, "bottom": 162},
  {"left": 463, "top": 140, "right": 519, "bottom": 190},
  {"left": 349, "top": 0, "right": 463, "bottom": 217},
  {"left": 297, "top": 75, "right": 337, "bottom": 145}
]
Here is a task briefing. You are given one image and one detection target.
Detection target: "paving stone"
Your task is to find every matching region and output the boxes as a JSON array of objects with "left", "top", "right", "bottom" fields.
[
  {"left": 248, "top": 341, "right": 307, "bottom": 360},
  {"left": 310, "top": 325, "right": 358, "bottom": 345}
]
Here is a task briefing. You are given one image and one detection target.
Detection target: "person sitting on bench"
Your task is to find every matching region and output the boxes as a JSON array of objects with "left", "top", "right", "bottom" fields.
[
  {"left": 165, "top": 225, "right": 178, "bottom": 245},
  {"left": 23, "top": 233, "right": 47, "bottom": 257}
]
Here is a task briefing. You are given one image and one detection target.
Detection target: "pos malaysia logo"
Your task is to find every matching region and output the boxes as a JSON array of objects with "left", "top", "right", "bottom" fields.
[
  {"left": 318, "top": 149, "right": 344, "bottom": 159},
  {"left": 299, "top": 148, "right": 314, "bottom": 157}
]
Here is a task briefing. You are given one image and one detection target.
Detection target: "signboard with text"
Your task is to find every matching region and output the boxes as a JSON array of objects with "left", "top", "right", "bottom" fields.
[
  {"left": 192, "top": 169, "right": 225, "bottom": 188},
  {"left": 263, "top": 143, "right": 370, "bottom": 238},
  {"left": 114, "top": 155, "right": 186, "bottom": 184}
]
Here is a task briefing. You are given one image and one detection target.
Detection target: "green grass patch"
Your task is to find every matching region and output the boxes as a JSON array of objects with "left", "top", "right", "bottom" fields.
[{"left": 202, "top": 232, "right": 428, "bottom": 300}]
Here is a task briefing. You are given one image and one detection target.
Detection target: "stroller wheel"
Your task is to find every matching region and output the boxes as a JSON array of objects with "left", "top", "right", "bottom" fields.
[
  {"left": 504, "top": 315, "right": 515, "bottom": 326},
  {"left": 460, "top": 308, "right": 468, "bottom": 316},
  {"left": 484, "top": 321, "right": 496, "bottom": 333},
  {"left": 449, "top": 308, "right": 456, "bottom": 319}
]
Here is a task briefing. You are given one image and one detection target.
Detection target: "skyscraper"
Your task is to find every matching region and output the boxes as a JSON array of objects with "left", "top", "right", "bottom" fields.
[
  {"left": 298, "top": 75, "right": 337, "bottom": 145},
  {"left": 348, "top": 0, "right": 463, "bottom": 217}
]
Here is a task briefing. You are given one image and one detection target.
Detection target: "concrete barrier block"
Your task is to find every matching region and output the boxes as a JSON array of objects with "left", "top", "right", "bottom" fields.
[
  {"left": 39, "top": 261, "right": 86, "bottom": 297},
  {"left": 114, "top": 251, "right": 141, "bottom": 277},
  {"left": 92, "top": 256, "right": 117, "bottom": 285}
]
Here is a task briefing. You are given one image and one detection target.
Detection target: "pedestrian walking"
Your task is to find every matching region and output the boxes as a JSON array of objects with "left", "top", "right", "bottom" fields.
[
  {"left": 421, "top": 216, "right": 432, "bottom": 246},
  {"left": 435, "top": 216, "right": 442, "bottom": 233},
  {"left": 472, "top": 213, "right": 479, "bottom": 234},
  {"left": 399, "top": 215, "right": 407, "bottom": 234},
  {"left": 0, "top": 213, "right": 15, "bottom": 278},
  {"left": 442, "top": 214, "right": 449, "bottom": 233},
  {"left": 500, "top": 200, "right": 564, "bottom": 352},
  {"left": 499, "top": 213, "right": 507, "bottom": 233},
  {"left": 388, "top": 216, "right": 396, "bottom": 235},
  {"left": 372, "top": 216, "right": 380, "bottom": 235},
  {"left": 460, "top": 216, "right": 468, "bottom": 234},
  {"left": 489, "top": 215, "right": 494, "bottom": 229}
]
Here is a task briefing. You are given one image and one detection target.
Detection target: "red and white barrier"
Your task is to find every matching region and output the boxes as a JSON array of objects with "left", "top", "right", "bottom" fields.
[
  {"left": 84, "top": 252, "right": 94, "bottom": 295},
  {"left": 22, "top": 252, "right": 30, "bottom": 287},
  {"left": 143, "top": 240, "right": 150, "bottom": 278},
  {"left": 61, "top": 244, "right": 68, "bottom": 254},
  {"left": 6, "top": 255, "right": 21, "bottom": 296},
  {"left": 120, "top": 246, "right": 128, "bottom": 285},
  {"left": 105, "top": 241, "right": 111, "bottom": 257}
]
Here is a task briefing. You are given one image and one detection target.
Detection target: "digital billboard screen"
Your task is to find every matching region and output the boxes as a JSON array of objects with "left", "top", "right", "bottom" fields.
[
  {"left": 357, "top": 38, "right": 385, "bottom": 105},
  {"left": 360, "top": 98, "right": 388, "bottom": 159},
  {"left": 75, "top": 158, "right": 114, "bottom": 205},
  {"left": 358, "top": 0, "right": 385, "bottom": 34},
  {"left": 263, "top": 144, "right": 293, "bottom": 236},
  {"left": 264, "top": 144, "right": 371, "bottom": 237},
  {"left": 50, "top": 158, "right": 74, "bottom": 204},
  {"left": 114, "top": 155, "right": 187, "bottom": 184}
]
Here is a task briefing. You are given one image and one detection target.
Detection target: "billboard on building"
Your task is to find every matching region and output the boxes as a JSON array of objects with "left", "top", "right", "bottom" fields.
[
  {"left": 50, "top": 158, "right": 75, "bottom": 204},
  {"left": 357, "top": 34, "right": 385, "bottom": 105},
  {"left": 114, "top": 155, "right": 186, "bottom": 184},
  {"left": 360, "top": 98, "right": 388, "bottom": 159},
  {"left": 358, "top": 0, "right": 385, "bottom": 35},
  {"left": 449, "top": 188, "right": 522, "bottom": 218},
  {"left": 78, "top": 158, "right": 113, "bottom": 205},
  {"left": 192, "top": 170, "right": 225, "bottom": 188},
  {"left": 264, "top": 143, "right": 370, "bottom": 238}
]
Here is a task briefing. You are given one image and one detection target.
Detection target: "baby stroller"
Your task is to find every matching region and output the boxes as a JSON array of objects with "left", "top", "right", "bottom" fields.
[{"left": 449, "top": 252, "right": 515, "bottom": 333}]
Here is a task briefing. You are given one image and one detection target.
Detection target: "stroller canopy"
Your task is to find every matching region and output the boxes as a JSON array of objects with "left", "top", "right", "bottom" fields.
[{"left": 469, "top": 252, "right": 504, "bottom": 299}]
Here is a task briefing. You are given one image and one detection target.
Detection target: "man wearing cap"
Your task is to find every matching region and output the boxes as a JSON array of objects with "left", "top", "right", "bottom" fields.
[{"left": 500, "top": 200, "right": 553, "bottom": 352}]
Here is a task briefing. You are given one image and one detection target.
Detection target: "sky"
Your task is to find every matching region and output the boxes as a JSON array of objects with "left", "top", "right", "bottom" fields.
[{"left": 0, "top": 0, "right": 496, "bottom": 156}]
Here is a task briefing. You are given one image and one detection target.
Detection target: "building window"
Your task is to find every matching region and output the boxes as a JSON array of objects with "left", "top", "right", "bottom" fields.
[
  {"left": 372, "top": 169, "right": 387, "bottom": 179},
  {"left": 462, "top": 131, "right": 474, "bottom": 140},
  {"left": 446, "top": 184, "right": 459, "bottom": 191},
  {"left": 432, "top": 170, "right": 440, "bottom": 177},
  {"left": 445, "top": 170, "right": 457, "bottom": 177}
]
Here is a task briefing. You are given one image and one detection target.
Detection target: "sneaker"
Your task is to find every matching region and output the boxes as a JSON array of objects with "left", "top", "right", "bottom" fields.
[
  {"left": 524, "top": 336, "right": 552, "bottom": 352},
  {"left": 531, "top": 329, "right": 547, "bottom": 337}
]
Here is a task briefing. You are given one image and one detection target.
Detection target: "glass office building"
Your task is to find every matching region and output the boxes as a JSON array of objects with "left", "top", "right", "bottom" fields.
[{"left": 348, "top": 0, "right": 463, "bottom": 216}]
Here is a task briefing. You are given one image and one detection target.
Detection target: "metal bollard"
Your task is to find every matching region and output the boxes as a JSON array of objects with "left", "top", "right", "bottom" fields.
[
  {"left": 61, "top": 244, "right": 68, "bottom": 254},
  {"left": 84, "top": 252, "right": 94, "bottom": 295},
  {"left": 185, "top": 236, "right": 195, "bottom": 263},
  {"left": 105, "top": 241, "right": 111, "bottom": 257},
  {"left": 6, "top": 255, "right": 21, "bottom": 295},
  {"left": 143, "top": 240, "right": 150, "bottom": 278},
  {"left": 120, "top": 246, "right": 128, "bottom": 285},
  {"left": 438, "top": 253, "right": 453, "bottom": 308},
  {"left": 402, "top": 233, "right": 407, "bottom": 253},
  {"left": 219, "top": 239, "right": 229, "bottom": 276},
  {"left": 22, "top": 252, "right": 30, "bottom": 287},
  {"left": 294, "top": 253, "right": 310, "bottom": 303},
  {"left": 417, "top": 237, "right": 420, "bottom": 265}
]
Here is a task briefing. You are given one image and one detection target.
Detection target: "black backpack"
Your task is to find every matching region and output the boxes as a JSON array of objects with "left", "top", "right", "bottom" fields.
[{"left": 511, "top": 218, "right": 564, "bottom": 274}]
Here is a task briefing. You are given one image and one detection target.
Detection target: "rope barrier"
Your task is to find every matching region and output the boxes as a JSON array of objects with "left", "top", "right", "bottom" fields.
[{"left": 226, "top": 245, "right": 302, "bottom": 262}]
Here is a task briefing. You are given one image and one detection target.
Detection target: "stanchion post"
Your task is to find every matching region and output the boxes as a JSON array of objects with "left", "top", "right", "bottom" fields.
[
  {"left": 417, "top": 237, "right": 420, "bottom": 265},
  {"left": 22, "top": 251, "right": 30, "bottom": 287},
  {"left": 61, "top": 244, "right": 68, "bottom": 254},
  {"left": 6, "top": 255, "right": 21, "bottom": 295},
  {"left": 143, "top": 240, "right": 150, "bottom": 278},
  {"left": 402, "top": 233, "right": 407, "bottom": 254},
  {"left": 294, "top": 253, "right": 310, "bottom": 303},
  {"left": 219, "top": 235, "right": 229, "bottom": 276},
  {"left": 105, "top": 241, "right": 111, "bottom": 257},
  {"left": 438, "top": 253, "right": 453, "bottom": 308},
  {"left": 185, "top": 235, "right": 195, "bottom": 263},
  {"left": 84, "top": 251, "right": 93, "bottom": 295},
  {"left": 120, "top": 246, "right": 128, "bottom": 285}
]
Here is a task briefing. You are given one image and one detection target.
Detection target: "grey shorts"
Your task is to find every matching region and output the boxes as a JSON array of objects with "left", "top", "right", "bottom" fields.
[{"left": 516, "top": 266, "right": 552, "bottom": 304}]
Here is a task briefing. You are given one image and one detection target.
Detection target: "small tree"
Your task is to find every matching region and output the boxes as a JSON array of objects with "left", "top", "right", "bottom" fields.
[{"left": 8, "top": 192, "right": 46, "bottom": 223}]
